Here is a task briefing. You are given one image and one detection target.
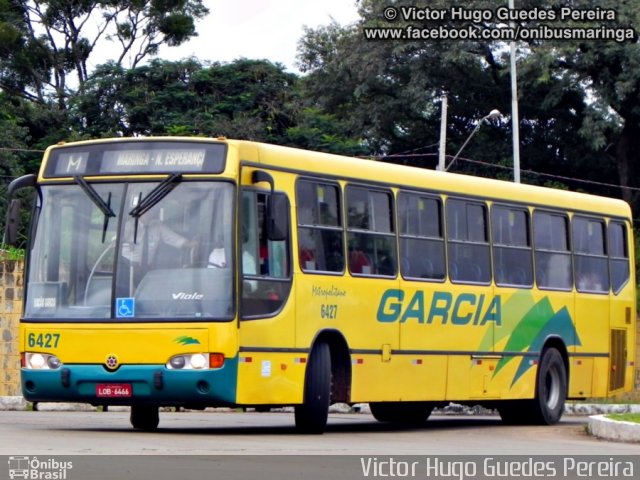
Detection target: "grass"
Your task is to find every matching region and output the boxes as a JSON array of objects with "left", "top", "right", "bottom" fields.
[
  {"left": 579, "top": 391, "right": 640, "bottom": 404},
  {"left": 0, "top": 245, "right": 25, "bottom": 261},
  {"left": 606, "top": 413, "right": 640, "bottom": 423}
]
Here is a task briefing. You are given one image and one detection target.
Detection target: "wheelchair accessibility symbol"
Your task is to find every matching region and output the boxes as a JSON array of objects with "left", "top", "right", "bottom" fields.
[{"left": 116, "top": 298, "right": 135, "bottom": 318}]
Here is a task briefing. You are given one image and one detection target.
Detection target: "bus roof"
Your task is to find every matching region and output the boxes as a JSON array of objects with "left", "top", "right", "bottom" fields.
[
  {"left": 40, "top": 137, "right": 631, "bottom": 220},
  {"left": 233, "top": 139, "right": 632, "bottom": 220}
]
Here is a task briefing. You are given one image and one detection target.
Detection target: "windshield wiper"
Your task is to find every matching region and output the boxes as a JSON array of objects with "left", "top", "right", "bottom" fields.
[
  {"left": 129, "top": 173, "right": 182, "bottom": 218},
  {"left": 74, "top": 176, "right": 116, "bottom": 243}
]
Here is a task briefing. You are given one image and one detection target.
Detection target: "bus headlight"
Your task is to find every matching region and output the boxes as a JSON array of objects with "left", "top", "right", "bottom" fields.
[
  {"left": 166, "top": 353, "right": 224, "bottom": 370},
  {"left": 24, "top": 353, "right": 62, "bottom": 370}
]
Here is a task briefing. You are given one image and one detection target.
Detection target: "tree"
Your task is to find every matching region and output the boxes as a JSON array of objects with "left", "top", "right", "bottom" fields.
[
  {"left": 297, "top": 1, "right": 516, "bottom": 168},
  {"left": 521, "top": 0, "right": 640, "bottom": 205},
  {"left": 0, "top": 0, "right": 209, "bottom": 109},
  {"left": 0, "top": 93, "right": 40, "bottom": 243},
  {"left": 74, "top": 58, "right": 298, "bottom": 141},
  {"left": 296, "top": 0, "right": 623, "bottom": 199}
]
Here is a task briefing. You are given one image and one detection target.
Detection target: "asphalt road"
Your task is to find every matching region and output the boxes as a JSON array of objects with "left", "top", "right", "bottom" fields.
[{"left": 1, "top": 410, "right": 638, "bottom": 455}]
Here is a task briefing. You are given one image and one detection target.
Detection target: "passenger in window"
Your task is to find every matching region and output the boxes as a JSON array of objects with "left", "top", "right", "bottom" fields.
[
  {"left": 208, "top": 234, "right": 256, "bottom": 275},
  {"left": 208, "top": 242, "right": 227, "bottom": 268},
  {"left": 299, "top": 230, "right": 317, "bottom": 270},
  {"left": 349, "top": 246, "right": 371, "bottom": 274},
  {"left": 546, "top": 254, "right": 571, "bottom": 289},
  {"left": 376, "top": 252, "right": 395, "bottom": 276},
  {"left": 578, "top": 272, "right": 603, "bottom": 292},
  {"left": 122, "top": 212, "right": 197, "bottom": 267}
]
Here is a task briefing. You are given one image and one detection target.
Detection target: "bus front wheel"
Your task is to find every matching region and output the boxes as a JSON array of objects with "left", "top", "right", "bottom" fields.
[
  {"left": 295, "top": 342, "right": 331, "bottom": 434},
  {"left": 130, "top": 405, "right": 159, "bottom": 430}
]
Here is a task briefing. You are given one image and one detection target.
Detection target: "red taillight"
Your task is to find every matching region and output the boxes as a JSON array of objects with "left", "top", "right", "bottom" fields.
[
  {"left": 209, "top": 353, "right": 225, "bottom": 369},
  {"left": 20, "top": 353, "right": 26, "bottom": 368}
]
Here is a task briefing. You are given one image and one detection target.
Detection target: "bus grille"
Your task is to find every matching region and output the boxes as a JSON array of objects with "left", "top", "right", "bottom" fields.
[{"left": 609, "top": 329, "right": 627, "bottom": 391}]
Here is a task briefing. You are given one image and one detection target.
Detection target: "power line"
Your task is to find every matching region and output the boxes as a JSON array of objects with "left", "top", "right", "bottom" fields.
[
  {"left": 456, "top": 156, "right": 640, "bottom": 193},
  {"left": 0, "top": 147, "right": 45, "bottom": 153},
  {"left": 368, "top": 150, "right": 640, "bottom": 193}
]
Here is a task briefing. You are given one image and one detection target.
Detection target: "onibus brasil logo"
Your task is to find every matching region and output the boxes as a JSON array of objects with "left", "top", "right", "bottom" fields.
[{"left": 8, "top": 456, "right": 73, "bottom": 479}]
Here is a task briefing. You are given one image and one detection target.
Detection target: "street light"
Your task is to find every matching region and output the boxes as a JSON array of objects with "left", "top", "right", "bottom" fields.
[
  {"left": 509, "top": 0, "right": 521, "bottom": 183},
  {"left": 444, "top": 109, "right": 502, "bottom": 172}
]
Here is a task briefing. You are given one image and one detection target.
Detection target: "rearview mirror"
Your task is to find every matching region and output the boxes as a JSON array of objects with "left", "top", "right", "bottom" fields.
[
  {"left": 267, "top": 193, "right": 289, "bottom": 242},
  {"left": 4, "top": 199, "right": 21, "bottom": 246}
]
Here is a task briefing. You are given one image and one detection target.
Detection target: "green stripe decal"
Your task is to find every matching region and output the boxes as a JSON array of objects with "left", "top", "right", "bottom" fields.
[{"left": 483, "top": 291, "right": 581, "bottom": 386}]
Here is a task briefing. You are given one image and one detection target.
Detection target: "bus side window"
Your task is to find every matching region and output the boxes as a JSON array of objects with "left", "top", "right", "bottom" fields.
[
  {"left": 609, "top": 221, "right": 630, "bottom": 294},
  {"left": 398, "top": 191, "right": 445, "bottom": 281},
  {"left": 446, "top": 199, "right": 491, "bottom": 284},
  {"left": 533, "top": 211, "right": 572, "bottom": 290},
  {"left": 346, "top": 185, "right": 397, "bottom": 277},
  {"left": 241, "top": 189, "right": 292, "bottom": 318},
  {"left": 491, "top": 205, "right": 533, "bottom": 287},
  {"left": 296, "top": 179, "right": 344, "bottom": 273},
  {"left": 573, "top": 217, "right": 609, "bottom": 293}
]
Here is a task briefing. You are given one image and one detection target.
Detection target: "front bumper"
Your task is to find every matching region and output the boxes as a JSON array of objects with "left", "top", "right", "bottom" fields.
[{"left": 21, "top": 358, "right": 238, "bottom": 407}]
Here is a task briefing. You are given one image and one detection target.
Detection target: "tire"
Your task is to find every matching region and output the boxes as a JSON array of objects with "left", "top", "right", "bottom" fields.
[
  {"left": 130, "top": 405, "right": 159, "bottom": 430},
  {"left": 533, "top": 348, "right": 567, "bottom": 425},
  {"left": 499, "top": 348, "right": 567, "bottom": 425},
  {"left": 370, "top": 401, "right": 433, "bottom": 424},
  {"left": 295, "top": 343, "right": 331, "bottom": 434}
]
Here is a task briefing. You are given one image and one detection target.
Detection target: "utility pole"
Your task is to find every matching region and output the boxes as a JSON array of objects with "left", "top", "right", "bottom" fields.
[
  {"left": 509, "top": 0, "right": 521, "bottom": 183},
  {"left": 438, "top": 93, "right": 448, "bottom": 171}
]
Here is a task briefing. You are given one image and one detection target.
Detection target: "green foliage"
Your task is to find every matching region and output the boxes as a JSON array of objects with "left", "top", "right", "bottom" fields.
[
  {"left": 295, "top": 0, "right": 629, "bottom": 202},
  {"left": 285, "top": 107, "right": 367, "bottom": 156},
  {"left": 0, "top": 1, "right": 209, "bottom": 110},
  {"left": 607, "top": 413, "right": 640, "bottom": 423},
  {"left": 74, "top": 58, "right": 299, "bottom": 142},
  {"left": 0, "top": 245, "right": 25, "bottom": 261}
]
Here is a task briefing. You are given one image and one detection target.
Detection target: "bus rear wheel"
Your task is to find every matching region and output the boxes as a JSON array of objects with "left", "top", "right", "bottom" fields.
[
  {"left": 295, "top": 342, "right": 331, "bottom": 434},
  {"left": 498, "top": 348, "right": 567, "bottom": 425},
  {"left": 370, "top": 401, "right": 433, "bottom": 424},
  {"left": 533, "top": 348, "right": 567, "bottom": 425},
  {"left": 130, "top": 405, "right": 159, "bottom": 430}
]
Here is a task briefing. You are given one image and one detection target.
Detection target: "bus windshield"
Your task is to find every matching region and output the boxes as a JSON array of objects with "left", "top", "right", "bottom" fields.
[{"left": 25, "top": 181, "right": 235, "bottom": 320}]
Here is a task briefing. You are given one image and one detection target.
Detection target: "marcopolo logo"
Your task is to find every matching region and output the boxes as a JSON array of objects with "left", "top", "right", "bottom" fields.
[{"left": 8, "top": 456, "right": 73, "bottom": 480}]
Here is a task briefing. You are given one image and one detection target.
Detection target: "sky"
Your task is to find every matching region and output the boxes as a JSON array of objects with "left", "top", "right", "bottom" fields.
[{"left": 156, "top": 0, "right": 361, "bottom": 71}]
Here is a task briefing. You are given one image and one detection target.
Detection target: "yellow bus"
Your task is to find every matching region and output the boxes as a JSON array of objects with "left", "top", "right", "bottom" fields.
[{"left": 5, "top": 137, "right": 636, "bottom": 433}]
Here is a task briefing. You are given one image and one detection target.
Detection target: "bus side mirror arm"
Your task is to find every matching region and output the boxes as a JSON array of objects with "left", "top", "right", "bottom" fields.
[
  {"left": 7, "top": 173, "right": 37, "bottom": 198},
  {"left": 4, "top": 174, "right": 37, "bottom": 247}
]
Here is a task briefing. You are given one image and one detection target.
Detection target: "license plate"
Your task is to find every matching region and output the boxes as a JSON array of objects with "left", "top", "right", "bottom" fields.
[{"left": 96, "top": 383, "right": 132, "bottom": 398}]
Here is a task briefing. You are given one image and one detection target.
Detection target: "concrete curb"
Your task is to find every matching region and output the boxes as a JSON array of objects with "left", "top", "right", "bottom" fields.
[
  {"left": 564, "top": 403, "right": 640, "bottom": 415},
  {"left": 588, "top": 414, "right": 640, "bottom": 443},
  {"left": 1, "top": 397, "right": 638, "bottom": 415}
]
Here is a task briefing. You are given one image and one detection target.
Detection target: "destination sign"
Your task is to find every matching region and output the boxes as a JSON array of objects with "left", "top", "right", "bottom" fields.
[
  {"left": 44, "top": 141, "right": 226, "bottom": 177},
  {"left": 101, "top": 149, "right": 206, "bottom": 172}
]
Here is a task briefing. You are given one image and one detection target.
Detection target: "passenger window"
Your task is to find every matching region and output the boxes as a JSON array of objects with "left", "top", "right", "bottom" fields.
[
  {"left": 533, "top": 212, "right": 572, "bottom": 290},
  {"left": 573, "top": 217, "right": 609, "bottom": 293},
  {"left": 446, "top": 199, "right": 490, "bottom": 284},
  {"left": 296, "top": 180, "right": 344, "bottom": 273},
  {"left": 241, "top": 190, "right": 292, "bottom": 318},
  {"left": 346, "top": 186, "right": 397, "bottom": 276},
  {"left": 609, "top": 221, "right": 630, "bottom": 294},
  {"left": 398, "top": 192, "right": 445, "bottom": 280},
  {"left": 491, "top": 206, "right": 533, "bottom": 287}
]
